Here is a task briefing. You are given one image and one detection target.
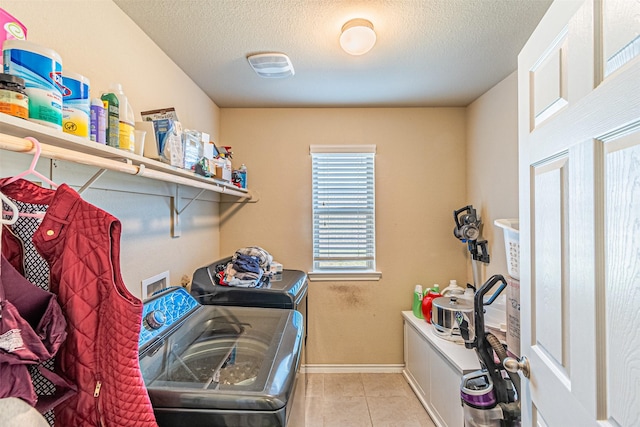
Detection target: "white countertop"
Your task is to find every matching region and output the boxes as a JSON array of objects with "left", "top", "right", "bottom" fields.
[{"left": 402, "top": 311, "right": 481, "bottom": 373}]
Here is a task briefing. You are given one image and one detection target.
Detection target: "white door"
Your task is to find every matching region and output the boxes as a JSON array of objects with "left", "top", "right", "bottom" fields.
[{"left": 518, "top": 0, "right": 640, "bottom": 425}]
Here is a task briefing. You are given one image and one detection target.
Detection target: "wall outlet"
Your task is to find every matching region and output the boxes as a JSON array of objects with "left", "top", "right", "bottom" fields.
[{"left": 141, "top": 270, "right": 170, "bottom": 300}]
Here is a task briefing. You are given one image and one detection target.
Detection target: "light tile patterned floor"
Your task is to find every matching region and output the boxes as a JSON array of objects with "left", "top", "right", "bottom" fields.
[{"left": 300, "top": 373, "right": 436, "bottom": 427}]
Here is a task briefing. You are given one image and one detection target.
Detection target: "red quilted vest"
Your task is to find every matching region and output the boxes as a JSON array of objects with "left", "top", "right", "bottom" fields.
[{"left": 0, "top": 179, "right": 157, "bottom": 426}]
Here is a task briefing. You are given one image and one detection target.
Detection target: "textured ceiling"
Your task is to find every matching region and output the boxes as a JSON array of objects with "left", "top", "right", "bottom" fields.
[{"left": 114, "top": 0, "right": 552, "bottom": 108}]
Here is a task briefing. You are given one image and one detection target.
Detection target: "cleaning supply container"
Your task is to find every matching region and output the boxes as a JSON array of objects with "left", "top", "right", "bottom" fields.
[
  {"left": 421, "top": 284, "right": 441, "bottom": 323},
  {"left": 61, "top": 71, "right": 90, "bottom": 137},
  {"left": 90, "top": 98, "right": 106, "bottom": 143},
  {"left": 109, "top": 83, "right": 135, "bottom": 152},
  {"left": 412, "top": 284, "right": 424, "bottom": 319},
  {"left": 0, "top": 73, "right": 28, "bottom": 119},
  {"left": 3, "top": 39, "right": 63, "bottom": 129},
  {"left": 101, "top": 91, "right": 119, "bottom": 148},
  {"left": 0, "top": 8, "right": 27, "bottom": 48}
]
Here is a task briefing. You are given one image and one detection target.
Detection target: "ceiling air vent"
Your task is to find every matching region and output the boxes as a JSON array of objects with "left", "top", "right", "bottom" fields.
[{"left": 247, "top": 53, "right": 295, "bottom": 78}]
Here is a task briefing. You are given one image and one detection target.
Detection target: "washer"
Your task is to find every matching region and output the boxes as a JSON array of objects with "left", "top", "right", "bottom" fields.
[
  {"left": 190, "top": 257, "right": 307, "bottom": 311},
  {"left": 139, "top": 287, "right": 304, "bottom": 427},
  {"left": 190, "top": 258, "right": 308, "bottom": 362}
]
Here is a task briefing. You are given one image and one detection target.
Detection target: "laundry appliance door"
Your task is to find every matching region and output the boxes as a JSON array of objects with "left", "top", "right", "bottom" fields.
[
  {"left": 190, "top": 258, "right": 308, "bottom": 309},
  {"left": 139, "top": 301, "right": 303, "bottom": 427}
]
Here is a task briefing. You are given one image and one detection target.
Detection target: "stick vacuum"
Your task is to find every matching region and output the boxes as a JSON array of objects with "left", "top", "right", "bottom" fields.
[{"left": 453, "top": 206, "right": 520, "bottom": 426}]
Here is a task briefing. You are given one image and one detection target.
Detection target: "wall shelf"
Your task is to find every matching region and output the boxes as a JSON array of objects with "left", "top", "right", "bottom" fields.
[{"left": 0, "top": 114, "right": 251, "bottom": 199}]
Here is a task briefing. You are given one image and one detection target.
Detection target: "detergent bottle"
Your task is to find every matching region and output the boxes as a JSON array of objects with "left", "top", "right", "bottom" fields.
[
  {"left": 441, "top": 280, "right": 465, "bottom": 297},
  {"left": 412, "top": 285, "right": 424, "bottom": 319},
  {"left": 421, "top": 284, "right": 442, "bottom": 323},
  {"left": 108, "top": 83, "right": 135, "bottom": 152},
  {"left": 101, "top": 91, "right": 119, "bottom": 148}
]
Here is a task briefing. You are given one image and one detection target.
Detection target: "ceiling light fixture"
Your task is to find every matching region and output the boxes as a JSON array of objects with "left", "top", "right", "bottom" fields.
[
  {"left": 339, "top": 18, "right": 376, "bottom": 56},
  {"left": 247, "top": 53, "right": 295, "bottom": 78}
]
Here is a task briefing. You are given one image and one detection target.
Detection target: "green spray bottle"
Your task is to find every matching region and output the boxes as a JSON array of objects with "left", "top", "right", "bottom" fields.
[{"left": 101, "top": 92, "right": 119, "bottom": 148}]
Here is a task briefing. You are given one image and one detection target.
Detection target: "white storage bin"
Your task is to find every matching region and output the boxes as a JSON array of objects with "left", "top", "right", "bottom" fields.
[{"left": 494, "top": 218, "right": 519, "bottom": 280}]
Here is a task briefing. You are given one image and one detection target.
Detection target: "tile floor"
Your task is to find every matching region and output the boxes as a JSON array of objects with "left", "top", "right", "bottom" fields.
[{"left": 300, "top": 373, "right": 436, "bottom": 427}]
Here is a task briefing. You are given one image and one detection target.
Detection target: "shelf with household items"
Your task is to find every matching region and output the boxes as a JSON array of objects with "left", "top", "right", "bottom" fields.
[{"left": 0, "top": 113, "right": 251, "bottom": 198}]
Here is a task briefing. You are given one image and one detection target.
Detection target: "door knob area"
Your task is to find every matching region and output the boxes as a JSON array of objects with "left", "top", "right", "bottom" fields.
[{"left": 504, "top": 356, "right": 531, "bottom": 378}]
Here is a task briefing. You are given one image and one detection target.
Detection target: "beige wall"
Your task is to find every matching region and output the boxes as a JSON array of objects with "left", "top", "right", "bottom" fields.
[
  {"left": 0, "top": 0, "right": 223, "bottom": 297},
  {"left": 466, "top": 72, "right": 519, "bottom": 285},
  {"left": 220, "top": 108, "right": 469, "bottom": 365}
]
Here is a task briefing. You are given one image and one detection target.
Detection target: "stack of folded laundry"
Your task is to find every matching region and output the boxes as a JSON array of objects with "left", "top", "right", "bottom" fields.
[{"left": 217, "top": 246, "right": 273, "bottom": 288}]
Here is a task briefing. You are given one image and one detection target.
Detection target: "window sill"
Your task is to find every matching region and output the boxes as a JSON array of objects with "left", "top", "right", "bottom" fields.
[{"left": 307, "top": 271, "right": 382, "bottom": 282}]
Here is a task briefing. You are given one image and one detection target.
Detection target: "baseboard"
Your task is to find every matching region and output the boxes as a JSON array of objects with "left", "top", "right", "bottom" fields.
[{"left": 301, "top": 364, "right": 405, "bottom": 374}]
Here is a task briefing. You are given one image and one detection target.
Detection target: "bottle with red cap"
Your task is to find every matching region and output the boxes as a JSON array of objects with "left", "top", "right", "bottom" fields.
[{"left": 421, "top": 284, "right": 442, "bottom": 323}]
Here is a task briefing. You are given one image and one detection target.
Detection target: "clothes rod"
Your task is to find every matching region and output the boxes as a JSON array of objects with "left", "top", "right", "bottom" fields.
[{"left": 0, "top": 132, "right": 251, "bottom": 198}]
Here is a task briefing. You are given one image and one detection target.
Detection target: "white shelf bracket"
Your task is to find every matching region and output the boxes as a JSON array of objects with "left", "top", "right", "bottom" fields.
[
  {"left": 171, "top": 186, "right": 206, "bottom": 238},
  {"left": 77, "top": 168, "right": 108, "bottom": 195}
]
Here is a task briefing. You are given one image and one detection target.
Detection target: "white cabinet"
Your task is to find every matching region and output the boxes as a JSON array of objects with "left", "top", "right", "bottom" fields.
[{"left": 402, "top": 311, "right": 480, "bottom": 427}]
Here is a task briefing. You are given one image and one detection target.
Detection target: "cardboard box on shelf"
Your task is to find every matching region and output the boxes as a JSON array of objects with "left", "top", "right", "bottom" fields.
[{"left": 506, "top": 276, "right": 520, "bottom": 358}]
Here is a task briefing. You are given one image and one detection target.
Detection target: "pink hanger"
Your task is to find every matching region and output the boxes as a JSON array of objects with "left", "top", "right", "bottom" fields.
[
  {"left": 1, "top": 137, "right": 57, "bottom": 221},
  {"left": 4, "top": 136, "right": 58, "bottom": 189}
]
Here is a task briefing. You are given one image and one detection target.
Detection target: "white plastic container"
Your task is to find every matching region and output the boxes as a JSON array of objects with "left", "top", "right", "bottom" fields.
[
  {"left": 109, "top": 83, "right": 135, "bottom": 152},
  {"left": 3, "top": 39, "right": 63, "bottom": 129},
  {"left": 62, "top": 71, "right": 90, "bottom": 137},
  {"left": 494, "top": 218, "right": 519, "bottom": 280}
]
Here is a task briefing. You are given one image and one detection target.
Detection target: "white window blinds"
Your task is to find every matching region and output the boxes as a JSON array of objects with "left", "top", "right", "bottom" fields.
[{"left": 311, "top": 146, "right": 376, "bottom": 271}]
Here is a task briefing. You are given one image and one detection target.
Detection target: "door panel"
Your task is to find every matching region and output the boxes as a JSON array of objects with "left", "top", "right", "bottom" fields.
[
  {"left": 603, "top": 128, "right": 640, "bottom": 426},
  {"left": 532, "top": 156, "right": 568, "bottom": 371},
  {"left": 603, "top": 0, "right": 640, "bottom": 76},
  {"left": 531, "top": 35, "right": 568, "bottom": 128}
]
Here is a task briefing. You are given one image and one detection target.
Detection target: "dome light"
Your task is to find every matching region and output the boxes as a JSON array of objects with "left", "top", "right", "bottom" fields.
[{"left": 340, "top": 18, "right": 376, "bottom": 56}]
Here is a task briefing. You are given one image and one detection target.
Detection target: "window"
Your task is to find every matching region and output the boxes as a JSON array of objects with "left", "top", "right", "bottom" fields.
[{"left": 309, "top": 145, "right": 380, "bottom": 281}]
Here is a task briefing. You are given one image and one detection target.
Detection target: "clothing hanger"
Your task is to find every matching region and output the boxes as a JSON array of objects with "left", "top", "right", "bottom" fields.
[
  {"left": 1, "top": 137, "right": 57, "bottom": 221},
  {"left": 3, "top": 136, "right": 58, "bottom": 189},
  {"left": 0, "top": 191, "right": 19, "bottom": 225}
]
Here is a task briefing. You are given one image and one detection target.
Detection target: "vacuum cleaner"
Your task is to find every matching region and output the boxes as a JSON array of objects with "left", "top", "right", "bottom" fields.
[
  {"left": 453, "top": 205, "right": 490, "bottom": 290},
  {"left": 453, "top": 205, "right": 521, "bottom": 426},
  {"left": 457, "top": 274, "right": 521, "bottom": 426}
]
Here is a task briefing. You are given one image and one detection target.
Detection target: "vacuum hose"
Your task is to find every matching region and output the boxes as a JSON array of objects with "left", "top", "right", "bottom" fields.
[
  {"left": 486, "top": 332, "right": 507, "bottom": 362},
  {"left": 486, "top": 332, "right": 521, "bottom": 408}
]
